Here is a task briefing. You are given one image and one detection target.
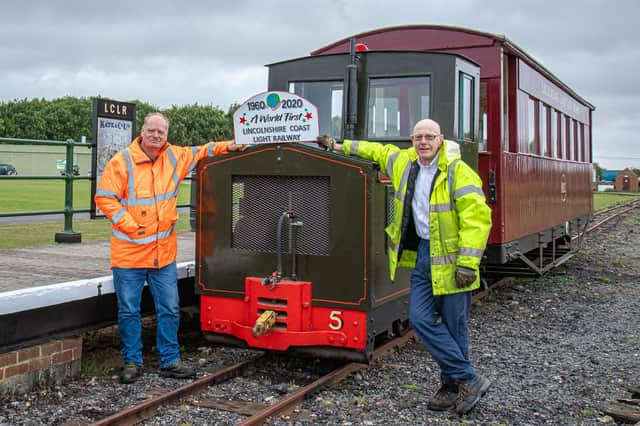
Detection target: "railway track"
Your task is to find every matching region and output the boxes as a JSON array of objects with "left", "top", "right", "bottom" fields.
[
  {"left": 3, "top": 198, "right": 637, "bottom": 424},
  {"left": 90, "top": 332, "right": 416, "bottom": 425},
  {"left": 473, "top": 197, "right": 639, "bottom": 302},
  {"left": 585, "top": 197, "right": 640, "bottom": 234},
  {"left": 3, "top": 196, "right": 637, "bottom": 426},
  {"left": 84, "top": 281, "right": 510, "bottom": 424}
]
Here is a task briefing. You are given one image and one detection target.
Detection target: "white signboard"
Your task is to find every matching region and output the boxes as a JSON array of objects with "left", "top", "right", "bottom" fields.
[
  {"left": 233, "top": 91, "right": 319, "bottom": 144},
  {"left": 91, "top": 99, "right": 135, "bottom": 218},
  {"left": 96, "top": 117, "right": 132, "bottom": 178},
  {"left": 95, "top": 117, "right": 133, "bottom": 217}
]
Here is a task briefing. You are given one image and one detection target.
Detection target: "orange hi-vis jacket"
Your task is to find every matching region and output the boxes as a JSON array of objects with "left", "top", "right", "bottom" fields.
[{"left": 95, "top": 137, "right": 231, "bottom": 269}]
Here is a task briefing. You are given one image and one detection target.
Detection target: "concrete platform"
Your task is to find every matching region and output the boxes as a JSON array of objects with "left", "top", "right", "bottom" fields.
[{"left": 0, "top": 232, "right": 196, "bottom": 292}]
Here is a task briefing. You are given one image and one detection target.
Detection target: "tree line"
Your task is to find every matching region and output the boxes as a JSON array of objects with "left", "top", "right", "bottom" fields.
[
  {"left": 0, "top": 97, "right": 238, "bottom": 146},
  {"left": 3, "top": 98, "right": 637, "bottom": 178}
]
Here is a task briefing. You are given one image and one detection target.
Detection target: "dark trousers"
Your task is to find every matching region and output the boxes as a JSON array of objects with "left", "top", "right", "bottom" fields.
[{"left": 409, "top": 239, "right": 476, "bottom": 389}]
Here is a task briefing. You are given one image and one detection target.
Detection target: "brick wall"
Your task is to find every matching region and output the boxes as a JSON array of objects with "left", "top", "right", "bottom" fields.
[{"left": 0, "top": 336, "right": 82, "bottom": 396}]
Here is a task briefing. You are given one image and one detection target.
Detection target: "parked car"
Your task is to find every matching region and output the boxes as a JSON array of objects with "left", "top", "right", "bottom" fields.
[
  {"left": 59, "top": 164, "right": 80, "bottom": 176},
  {"left": 0, "top": 164, "right": 17, "bottom": 175}
]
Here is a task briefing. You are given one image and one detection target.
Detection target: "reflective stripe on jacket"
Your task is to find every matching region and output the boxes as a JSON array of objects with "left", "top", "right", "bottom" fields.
[
  {"left": 95, "top": 137, "right": 231, "bottom": 269},
  {"left": 342, "top": 139, "right": 492, "bottom": 295}
]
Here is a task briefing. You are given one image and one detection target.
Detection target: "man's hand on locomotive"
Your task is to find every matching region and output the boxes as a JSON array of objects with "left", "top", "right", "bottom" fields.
[
  {"left": 316, "top": 134, "right": 342, "bottom": 151},
  {"left": 455, "top": 266, "right": 477, "bottom": 288},
  {"left": 227, "top": 142, "right": 248, "bottom": 152}
]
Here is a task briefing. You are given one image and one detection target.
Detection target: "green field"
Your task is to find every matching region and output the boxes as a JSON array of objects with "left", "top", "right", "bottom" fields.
[
  {"left": 0, "top": 179, "right": 191, "bottom": 212},
  {"left": 0, "top": 215, "right": 192, "bottom": 249},
  {"left": 593, "top": 191, "right": 640, "bottom": 210},
  {"left": 0, "top": 179, "right": 192, "bottom": 249},
  {"left": 0, "top": 179, "right": 637, "bottom": 250}
]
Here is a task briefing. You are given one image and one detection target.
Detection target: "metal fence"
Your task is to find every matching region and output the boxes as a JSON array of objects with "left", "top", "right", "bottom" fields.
[
  {"left": 1, "top": 136, "right": 194, "bottom": 243},
  {"left": 0, "top": 136, "right": 93, "bottom": 242}
]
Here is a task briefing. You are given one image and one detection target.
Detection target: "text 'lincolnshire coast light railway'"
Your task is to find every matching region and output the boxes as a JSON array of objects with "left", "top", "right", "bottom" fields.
[{"left": 194, "top": 25, "right": 594, "bottom": 361}]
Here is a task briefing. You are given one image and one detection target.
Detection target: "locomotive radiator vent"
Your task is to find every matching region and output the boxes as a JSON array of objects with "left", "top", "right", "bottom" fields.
[
  {"left": 231, "top": 175, "right": 330, "bottom": 255},
  {"left": 257, "top": 297, "right": 288, "bottom": 307}
]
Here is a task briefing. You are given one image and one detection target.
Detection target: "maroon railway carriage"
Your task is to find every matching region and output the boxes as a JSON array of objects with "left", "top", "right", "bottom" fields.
[
  {"left": 313, "top": 25, "right": 595, "bottom": 275},
  {"left": 196, "top": 26, "right": 595, "bottom": 361}
]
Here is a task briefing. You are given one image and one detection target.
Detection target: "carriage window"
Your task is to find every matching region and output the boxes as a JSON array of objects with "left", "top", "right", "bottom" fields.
[
  {"left": 502, "top": 56, "right": 510, "bottom": 152},
  {"left": 540, "top": 103, "right": 549, "bottom": 157},
  {"left": 573, "top": 120, "right": 579, "bottom": 162},
  {"left": 558, "top": 113, "right": 566, "bottom": 159},
  {"left": 584, "top": 125, "right": 591, "bottom": 163},
  {"left": 567, "top": 116, "right": 574, "bottom": 160},
  {"left": 289, "top": 81, "right": 343, "bottom": 138},
  {"left": 527, "top": 97, "right": 537, "bottom": 154},
  {"left": 479, "top": 82, "right": 487, "bottom": 151},
  {"left": 459, "top": 73, "right": 474, "bottom": 140},
  {"left": 579, "top": 123, "right": 584, "bottom": 162},
  {"left": 367, "top": 76, "right": 430, "bottom": 139},
  {"left": 550, "top": 108, "right": 557, "bottom": 158}
]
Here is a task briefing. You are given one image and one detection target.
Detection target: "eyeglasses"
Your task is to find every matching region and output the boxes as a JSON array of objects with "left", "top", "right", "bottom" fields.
[{"left": 412, "top": 133, "right": 440, "bottom": 141}]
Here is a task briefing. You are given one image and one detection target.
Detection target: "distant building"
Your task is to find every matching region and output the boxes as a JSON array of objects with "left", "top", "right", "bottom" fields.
[
  {"left": 601, "top": 170, "right": 621, "bottom": 182},
  {"left": 0, "top": 144, "right": 92, "bottom": 177},
  {"left": 614, "top": 168, "right": 639, "bottom": 192}
]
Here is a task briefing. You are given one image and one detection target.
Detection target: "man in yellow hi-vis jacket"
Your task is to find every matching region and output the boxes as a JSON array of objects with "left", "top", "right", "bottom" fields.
[{"left": 320, "top": 118, "right": 492, "bottom": 414}]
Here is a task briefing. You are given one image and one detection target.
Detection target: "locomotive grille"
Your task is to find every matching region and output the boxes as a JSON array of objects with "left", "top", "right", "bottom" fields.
[{"left": 231, "top": 175, "right": 330, "bottom": 256}]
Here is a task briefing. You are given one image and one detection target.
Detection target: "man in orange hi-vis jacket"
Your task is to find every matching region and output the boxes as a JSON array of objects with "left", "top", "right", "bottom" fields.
[{"left": 95, "top": 112, "right": 246, "bottom": 384}]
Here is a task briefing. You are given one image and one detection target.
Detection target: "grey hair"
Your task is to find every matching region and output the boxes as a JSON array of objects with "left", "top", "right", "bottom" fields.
[
  {"left": 411, "top": 118, "right": 441, "bottom": 136},
  {"left": 143, "top": 112, "right": 169, "bottom": 129}
]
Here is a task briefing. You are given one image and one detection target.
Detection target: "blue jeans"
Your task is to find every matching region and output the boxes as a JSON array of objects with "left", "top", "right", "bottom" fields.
[
  {"left": 409, "top": 239, "right": 475, "bottom": 388},
  {"left": 112, "top": 262, "right": 180, "bottom": 368}
]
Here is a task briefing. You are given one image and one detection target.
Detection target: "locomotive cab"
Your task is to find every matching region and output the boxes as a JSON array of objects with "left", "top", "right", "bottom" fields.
[{"left": 196, "top": 50, "right": 481, "bottom": 361}]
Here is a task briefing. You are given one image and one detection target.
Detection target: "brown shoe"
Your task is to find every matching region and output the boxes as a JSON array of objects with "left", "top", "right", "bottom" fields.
[
  {"left": 427, "top": 384, "right": 458, "bottom": 411},
  {"left": 159, "top": 361, "right": 196, "bottom": 379},
  {"left": 120, "top": 363, "right": 142, "bottom": 384},
  {"left": 455, "top": 374, "right": 492, "bottom": 414}
]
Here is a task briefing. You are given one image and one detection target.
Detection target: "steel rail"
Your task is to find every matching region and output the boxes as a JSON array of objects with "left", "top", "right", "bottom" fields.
[
  {"left": 238, "top": 331, "right": 416, "bottom": 425},
  {"left": 76, "top": 201, "right": 640, "bottom": 424},
  {"left": 555, "top": 199, "right": 639, "bottom": 271},
  {"left": 472, "top": 201, "right": 639, "bottom": 302},
  {"left": 585, "top": 199, "right": 639, "bottom": 234},
  {"left": 90, "top": 355, "right": 264, "bottom": 426},
  {"left": 592, "top": 198, "right": 640, "bottom": 219},
  {"left": 88, "top": 332, "right": 416, "bottom": 426},
  {"left": 472, "top": 277, "right": 514, "bottom": 303}
]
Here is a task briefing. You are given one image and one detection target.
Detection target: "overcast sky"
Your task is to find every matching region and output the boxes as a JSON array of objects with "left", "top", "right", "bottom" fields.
[{"left": 1, "top": 0, "right": 638, "bottom": 169}]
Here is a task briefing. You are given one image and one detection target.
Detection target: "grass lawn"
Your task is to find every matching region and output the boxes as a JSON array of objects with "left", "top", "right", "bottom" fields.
[
  {"left": 593, "top": 191, "right": 640, "bottom": 210},
  {"left": 0, "top": 215, "right": 191, "bottom": 249},
  {"left": 0, "top": 179, "right": 191, "bottom": 212},
  {"left": 0, "top": 180, "right": 192, "bottom": 249},
  {"left": 1, "top": 179, "right": 638, "bottom": 250}
]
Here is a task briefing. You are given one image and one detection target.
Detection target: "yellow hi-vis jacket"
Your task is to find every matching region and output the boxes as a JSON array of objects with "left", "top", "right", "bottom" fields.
[
  {"left": 95, "top": 137, "right": 231, "bottom": 269},
  {"left": 341, "top": 139, "right": 492, "bottom": 295}
]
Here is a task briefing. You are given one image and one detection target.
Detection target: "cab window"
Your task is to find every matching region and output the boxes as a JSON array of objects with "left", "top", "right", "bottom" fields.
[
  {"left": 289, "top": 81, "right": 343, "bottom": 139},
  {"left": 459, "top": 72, "right": 474, "bottom": 140},
  {"left": 367, "top": 76, "right": 430, "bottom": 139}
]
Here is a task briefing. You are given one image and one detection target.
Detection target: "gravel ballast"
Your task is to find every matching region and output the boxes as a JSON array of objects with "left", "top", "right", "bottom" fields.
[{"left": 1, "top": 207, "right": 638, "bottom": 425}]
